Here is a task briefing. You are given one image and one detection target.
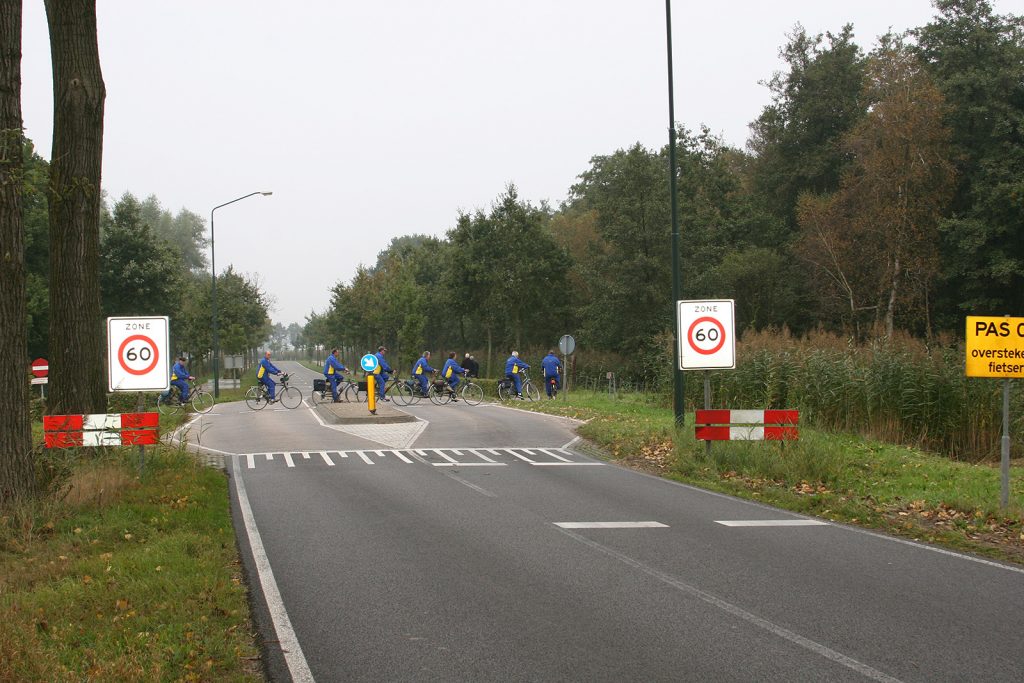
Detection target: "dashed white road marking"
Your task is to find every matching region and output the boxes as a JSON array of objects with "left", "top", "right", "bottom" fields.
[
  {"left": 552, "top": 528, "right": 671, "bottom": 532},
  {"left": 320, "top": 452, "right": 335, "bottom": 466},
  {"left": 356, "top": 451, "right": 374, "bottom": 464},
  {"left": 246, "top": 453, "right": 255, "bottom": 469},
  {"left": 284, "top": 453, "right": 295, "bottom": 468},
  {"left": 716, "top": 520, "right": 829, "bottom": 527},
  {"left": 233, "top": 447, "right": 600, "bottom": 469},
  {"left": 538, "top": 447, "right": 571, "bottom": 462}
]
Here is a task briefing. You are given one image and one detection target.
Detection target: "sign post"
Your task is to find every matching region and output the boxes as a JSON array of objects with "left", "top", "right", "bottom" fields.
[
  {"left": 559, "top": 334, "right": 576, "bottom": 400},
  {"left": 360, "top": 353, "right": 379, "bottom": 415},
  {"left": 965, "top": 315, "right": 1024, "bottom": 509},
  {"left": 679, "top": 300, "right": 736, "bottom": 454}
]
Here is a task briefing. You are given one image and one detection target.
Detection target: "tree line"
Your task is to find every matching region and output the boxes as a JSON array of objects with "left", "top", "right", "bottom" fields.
[{"left": 301, "top": 1, "right": 1024, "bottom": 380}]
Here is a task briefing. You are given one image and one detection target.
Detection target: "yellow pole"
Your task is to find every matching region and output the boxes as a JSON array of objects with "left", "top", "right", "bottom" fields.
[{"left": 367, "top": 375, "right": 376, "bottom": 414}]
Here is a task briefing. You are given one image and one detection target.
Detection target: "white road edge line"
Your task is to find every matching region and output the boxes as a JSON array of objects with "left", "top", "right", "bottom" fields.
[
  {"left": 231, "top": 457, "right": 314, "bottom": 682},
  {"left": 558, "top": 527, "right": 903, "bottom": 683},
  {"left": 716, "top": 520, "right": 829, "bottom": 527}
]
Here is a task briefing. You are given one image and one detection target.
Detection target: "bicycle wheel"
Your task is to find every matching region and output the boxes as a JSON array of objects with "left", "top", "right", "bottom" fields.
[
  {"left": 191, "top": 391, "right": 214, "bottom": 414},
  {"left": 461, "top": 382, "right": 483, "bottom": 406},
  {"left": 157, "top": 393, "right": 181, "bottom": 416},
  {"left": 428, "top": 384, "right": 450, "bottom": 405},
  {"left": 310, "top": 387, "right": 322, "bottom": 405},
  {"left": 345, "top": 383, "right": 365, "bottom": 403},
  {"left": 279, "top": 386, "right": 302, "bottom": 409},
  {"left": 245, "top": 386, "right": 267, "bottom": 411},
  {"left": 523, "top": 381, "right": 540, "bottom": 401},
  {"left": 497, "top": 382, "right": 512, "bottom": 401},
  {"left": 393, "top": 382, "right": 414, "bottom": 406}
]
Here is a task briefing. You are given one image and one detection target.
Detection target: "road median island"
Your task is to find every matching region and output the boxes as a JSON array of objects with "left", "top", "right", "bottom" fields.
[{"left": 315, "top": 399, "right": 418, "bottom": 425}]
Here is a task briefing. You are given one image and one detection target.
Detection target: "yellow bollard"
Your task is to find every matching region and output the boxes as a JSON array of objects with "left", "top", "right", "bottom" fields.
[{"left": 367, "top": 375, "right": 376, "bottom": 414}]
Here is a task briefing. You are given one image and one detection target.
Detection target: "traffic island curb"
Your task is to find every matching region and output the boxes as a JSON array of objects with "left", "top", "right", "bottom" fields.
[{"left": 314, "top": 400, "right": 418, "bottom": 425}]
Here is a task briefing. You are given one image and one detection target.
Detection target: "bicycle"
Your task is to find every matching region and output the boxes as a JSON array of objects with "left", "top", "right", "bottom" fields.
[
  {"left": 310, "top": 376, "right": 360, "bottom": 405},
  {"left": 157, "top": 380, "right": 214, "bottom": 415},
  {"left": 546, "top": 375, "right": 560, "bottom": 399},
  {"left": 497, "top": 369, "right": 540, "bottom": 401},
  {"left": 428, "top": 374, "right": 483, "bottom": 406},
  {"left": 245, "top": 373, "right": 302, "bottom": 410}
]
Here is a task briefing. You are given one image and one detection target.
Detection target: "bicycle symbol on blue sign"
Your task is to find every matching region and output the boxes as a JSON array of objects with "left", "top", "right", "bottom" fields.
[{"left": 360, "top": 354, "right": 379, "bottom": 372}]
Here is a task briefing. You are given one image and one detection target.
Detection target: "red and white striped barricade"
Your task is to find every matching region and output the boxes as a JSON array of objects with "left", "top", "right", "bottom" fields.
[
  {"left": 43, "top": 413, "right": 160, "bottom": 448},
  {"left": 694, "top": 409, "right": 799, "bottom": 442}
]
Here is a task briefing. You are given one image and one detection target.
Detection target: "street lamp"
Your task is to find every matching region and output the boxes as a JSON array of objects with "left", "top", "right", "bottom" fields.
[
  {"left": 665, "top": 0, "right": 685, "bottom": 425},
  {"left": 211, "top": 191, "right": 272, "bottom": 398}
]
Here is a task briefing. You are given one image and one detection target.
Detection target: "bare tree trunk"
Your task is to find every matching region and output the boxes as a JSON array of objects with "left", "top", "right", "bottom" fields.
[
  {"left": 45, "top": 0, "right": 106, "bottom": 414},
  {"left": 486, "top": 326, "right": 492, "bottom": 379},
  {"left": 885, "top": 255, "right": 900, "bottom": 338},
  {"left": 0, "top": 0, "right": 35, "bottom": 504}
]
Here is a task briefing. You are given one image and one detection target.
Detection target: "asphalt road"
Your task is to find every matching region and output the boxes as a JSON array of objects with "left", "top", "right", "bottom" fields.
[{"left": 180, "top": 361, "right": 1024, "bottom": 682}]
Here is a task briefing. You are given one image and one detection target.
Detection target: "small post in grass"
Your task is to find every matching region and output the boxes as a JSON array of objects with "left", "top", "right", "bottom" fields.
[
  {"left": 704, "top": 371, "right": 712, "bottom": 458},
  {"left": 136, "top": 391, "right": 146, "bottom": 477}
]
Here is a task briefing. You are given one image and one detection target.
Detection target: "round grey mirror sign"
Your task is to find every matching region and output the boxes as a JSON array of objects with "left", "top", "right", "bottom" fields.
[{"left": 559, "top": 334, "right": 576, "bottom": 355}]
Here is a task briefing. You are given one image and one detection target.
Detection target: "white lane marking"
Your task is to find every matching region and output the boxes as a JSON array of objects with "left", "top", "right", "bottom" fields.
[
  {"left": 716, "top": 520, "right": 829, "bottom": 527},
  {"left": 320, "top": 452, "right": 335, "bottom": 466},
  {"left": 465, "top": 448, "right": 497, "bottom": 463},
  {"left": 265, "top": 453, "right": 273, "bottom": 461},
  {"left": 355, "top": 451, "right": 374, "bottom": 464},
  {"left": 392, "top": 450, "right": 413, "bottom": 464},
  {"left": 506, "top": 449, "right": 536, "bottom": 464},
  {"left": 538, "top": 447, "right": 572, "bottom": 462},
  {"left": 375, "top": 450, "right": 387, "bottom": 458},
  {"left": 557, "top": 528, "right": 667, "bottom": 532},
  {"left": 246, "top": 453, "right": 254, "bottom": 469},
  {"left": 557, "top": 528, "right": 903, "bottom": 683},
  {"left": 562, "top": 435, "right": 581, "bottom": 449},
  {"left": 284, "top": 453, "right": 295, "bottom": 468},
  {"left": 302, "top": 453, "right": 310, "bottom": 459},
  {"left": 434, "top": 449, "right": 459, "bottom": 464},
  {"left": 231, "top": 457, "right": 314, "bottom": 682}
]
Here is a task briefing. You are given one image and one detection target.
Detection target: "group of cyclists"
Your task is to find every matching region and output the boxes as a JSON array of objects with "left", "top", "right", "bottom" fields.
[
  {"left": 161, "top": 346, "right": 565, "bottom": 407},
  {"left": 320, "top": 346, "right": 564, "bottom": 403}
]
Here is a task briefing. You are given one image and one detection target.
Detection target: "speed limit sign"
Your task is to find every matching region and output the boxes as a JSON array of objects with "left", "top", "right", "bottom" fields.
[
  {"left": 677, "top": 300, "right": 735, "bottom": 370},
  {"left": 107, "top": 316, "right": 170, "bottom": 392}
]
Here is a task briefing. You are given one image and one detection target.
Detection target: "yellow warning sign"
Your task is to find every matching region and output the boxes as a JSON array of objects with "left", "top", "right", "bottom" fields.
[{"left": 966, "top": 316, "right": 1024, "bottom": 378}]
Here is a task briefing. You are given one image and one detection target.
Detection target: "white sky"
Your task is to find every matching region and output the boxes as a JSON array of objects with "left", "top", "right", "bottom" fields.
[{"left": 20, "top": 1, "right": 1020, "bottom": 326}]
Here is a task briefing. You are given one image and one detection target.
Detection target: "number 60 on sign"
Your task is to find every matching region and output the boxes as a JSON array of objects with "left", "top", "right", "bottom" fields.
[{"left": 677, "top": 299, "right": 736, "bottom": 370}]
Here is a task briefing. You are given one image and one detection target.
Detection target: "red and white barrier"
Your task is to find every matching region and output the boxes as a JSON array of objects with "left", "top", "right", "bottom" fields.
[
  {"left": 695, "top": 409, "right": 799, "bottom": 441},
  {"left": 43, "top": 412, "right": 160, "bottom": 448}
]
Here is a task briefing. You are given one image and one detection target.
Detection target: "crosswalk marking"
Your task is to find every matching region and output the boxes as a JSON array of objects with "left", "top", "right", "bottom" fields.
[{"left": 235, "top": 447, "right": 601, "bottom": 470}]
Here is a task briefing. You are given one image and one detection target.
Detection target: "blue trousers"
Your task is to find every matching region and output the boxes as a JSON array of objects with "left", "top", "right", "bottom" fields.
[
  {"left": 168, "top": 378, "right": 189, "bottom": 401},
  {"left": 328, "top": 374, "right": 343, "bottom": 401},
  {"left": 260, "top": 376, "right": 276, "bottom": 400},
  {"left": 509, "top": 373, "right": 522, "bottom": 395},
  {"left": 416, "top": 374, "right": 429, "bottom": 395},
  {"left": 545, "top": 374, "right": 561, "bottom": 396},
  {"left": 447, "top": 375, "right": 461, "bottom": 391},
  {"left": 376, "top": 373, "right": 389, "bottom": 398}
]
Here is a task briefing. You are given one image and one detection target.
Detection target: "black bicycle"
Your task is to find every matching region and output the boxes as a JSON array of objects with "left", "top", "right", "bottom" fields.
[
  {"left": 497, "top": 369, "right": 540, "bottom": 401},
  {"left": 157, "top": 380, "right": 214, "bottom": 415},
  {"left": 245, "top": 373, "right": 302, "bottom": 410},
  {"left": 310, "top": 376, "right": 360, "bottom": 405}
]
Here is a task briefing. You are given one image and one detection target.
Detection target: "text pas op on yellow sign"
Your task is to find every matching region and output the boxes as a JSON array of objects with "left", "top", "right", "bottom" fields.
[{"left": 965, "top": 316, "right": 1024, "bottom": 378}]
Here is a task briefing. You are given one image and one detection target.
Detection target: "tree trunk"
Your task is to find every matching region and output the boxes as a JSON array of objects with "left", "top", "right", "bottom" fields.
[
  {"left": 885, "top": 255, "right": 900, "bottom": 338},
  {"left": 486, "top": 326, "right": 492, "bottom": 380},
  {"left": 0, "top": 0, "right": 36, "bottom": 504},
  {"left": 45, "top": 0, "right": 106, "bottom": 414}
]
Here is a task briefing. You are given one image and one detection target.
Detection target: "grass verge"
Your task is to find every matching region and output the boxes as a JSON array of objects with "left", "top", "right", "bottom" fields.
[
  {"left": 0, "top": 445, "right": 260, "bottom": 681},
  {"left": 515, "top": 390, "right": 1024, "bottom": 564}
]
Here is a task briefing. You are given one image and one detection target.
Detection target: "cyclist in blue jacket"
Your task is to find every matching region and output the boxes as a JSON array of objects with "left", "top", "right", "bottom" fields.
[
  {"left": 257, "top": 351, "right": 281, "bottom": 401},
  {"left": 373, "top": 346, "right": 393, "bottom": 401},
  {"left": 442, "top": 352, "right": 466, "bottom": 401},
  {"left": 323, "top": 349, "right": 348, "bottom": 402},
  {"left": 412, "top": 351, "right": 435, "bottom": 396},
  {"left": 541, "top": 350, "right": 562, "bottom": 398},
  {"left": 161, "top": 356, "right": 194, "bottom": 403},
  {"left": 504, "top": 351, "right": 530, "bottom": 398}
]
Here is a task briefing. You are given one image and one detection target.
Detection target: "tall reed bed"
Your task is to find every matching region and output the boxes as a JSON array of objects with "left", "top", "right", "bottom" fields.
[{"left": 704, "top": 330, "right": 1011, "bottom": 462}]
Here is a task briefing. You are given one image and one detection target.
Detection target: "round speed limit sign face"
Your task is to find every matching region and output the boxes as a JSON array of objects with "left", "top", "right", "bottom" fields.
[
  {"left": 118, "top": 334, "right": 160, "bottom": 375},
  {"left": 687, "top": 317, "right": 726, "bottom": 355}
]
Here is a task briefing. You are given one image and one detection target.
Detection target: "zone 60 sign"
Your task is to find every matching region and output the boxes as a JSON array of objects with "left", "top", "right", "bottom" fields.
[
  {"left": 678, "top": 299, "right": 736, "bottom": 370},
  {"left": 107, "top": 316, "right": 170, "bottom": 392}
]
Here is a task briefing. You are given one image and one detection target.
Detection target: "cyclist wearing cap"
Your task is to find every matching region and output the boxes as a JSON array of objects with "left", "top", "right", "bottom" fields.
[
  {"left": 323, "top": 349, "right": 348, "bottom": 402},
  {"left": 373, "top": 346, "right": 393, "bottom": 401},
  {"left": 162, "top": 356, "right": 194, "bottom": 402}
]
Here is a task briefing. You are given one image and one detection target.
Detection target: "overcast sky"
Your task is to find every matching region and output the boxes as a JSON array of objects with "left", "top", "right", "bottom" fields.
[{"left": 20, "top": 1, "right": 1019, "bottom": 326}]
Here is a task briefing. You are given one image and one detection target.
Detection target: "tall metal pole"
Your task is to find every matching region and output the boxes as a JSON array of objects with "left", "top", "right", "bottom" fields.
[
  {"left": 210, "top": 191, "right": 272, "bottom": 398},
  {"left": 666, "top": 0, "right": 685, "bottom": 425}
]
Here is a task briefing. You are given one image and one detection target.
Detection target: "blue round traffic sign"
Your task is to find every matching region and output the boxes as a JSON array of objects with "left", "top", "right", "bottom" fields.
[{"left": 360, "top": 354, "right": 379, "bottom": 372}]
